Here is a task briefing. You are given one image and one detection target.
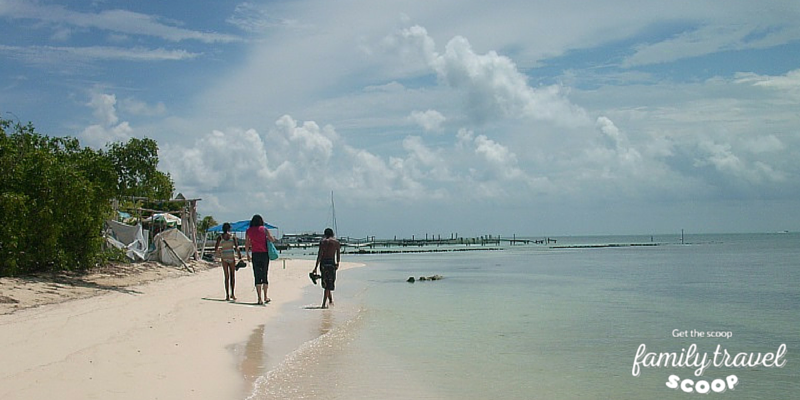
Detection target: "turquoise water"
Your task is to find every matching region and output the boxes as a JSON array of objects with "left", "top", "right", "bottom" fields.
[{"left": 249, "top": 233, "right": 799, "bottom": 399}]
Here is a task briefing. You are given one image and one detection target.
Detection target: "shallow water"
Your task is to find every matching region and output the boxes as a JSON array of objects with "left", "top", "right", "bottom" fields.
[{"left": 245, "top": 233, "right": 800, "bottom": 399}]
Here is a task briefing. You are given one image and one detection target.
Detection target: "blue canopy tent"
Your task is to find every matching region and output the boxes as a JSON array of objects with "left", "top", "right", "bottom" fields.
[
  {"left": 207, "top": 220, "right": 278, "bottom": 232},
  {"left": 202, "top": 220, "right": 278, "bottom": 259}
]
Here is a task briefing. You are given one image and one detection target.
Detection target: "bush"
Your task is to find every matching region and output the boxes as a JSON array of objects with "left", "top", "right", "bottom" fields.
[
  {"left": 0, "top": 118, "right": 119, "bottom": 275},
  {"left": 0, "top": 116, "right": 172, "bottom": 276}
]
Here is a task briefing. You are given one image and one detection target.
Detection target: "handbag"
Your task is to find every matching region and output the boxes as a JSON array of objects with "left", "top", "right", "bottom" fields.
[{"left": 267, "top": 240, "right": 279, "bottom": 260}]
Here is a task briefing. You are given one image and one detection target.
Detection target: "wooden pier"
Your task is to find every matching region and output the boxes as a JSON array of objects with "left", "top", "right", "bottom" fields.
[
  {"left": 341, "top": 234, "right": 542, "bottom": 250},
  {"left": 275, "top": 233, "right": 552, "bottom": 249},
  {"left": 202, "top": 234, "right": 550, "bottom": 258}
]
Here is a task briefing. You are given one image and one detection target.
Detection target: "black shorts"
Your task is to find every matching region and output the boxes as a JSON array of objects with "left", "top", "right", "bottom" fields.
[
  {"left": 252, "top": 252, "right": 269, "bottom": 285},
  {"left": 321, "top": 258, "right": 336, "bottom": 290}
]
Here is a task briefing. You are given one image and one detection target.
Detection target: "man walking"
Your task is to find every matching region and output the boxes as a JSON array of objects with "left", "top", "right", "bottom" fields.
[{"left": 313, "top": 228, "right": 341, "bottom": 308}]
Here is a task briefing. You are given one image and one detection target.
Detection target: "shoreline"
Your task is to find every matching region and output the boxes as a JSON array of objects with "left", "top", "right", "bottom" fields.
[{"left": 0, "top": 258, "right": 363, "bottom": 399}]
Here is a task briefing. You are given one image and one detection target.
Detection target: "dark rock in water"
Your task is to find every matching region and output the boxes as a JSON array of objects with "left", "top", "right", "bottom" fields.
[{"left": 407, "top": 275, "right": 444, "bottom": 283}]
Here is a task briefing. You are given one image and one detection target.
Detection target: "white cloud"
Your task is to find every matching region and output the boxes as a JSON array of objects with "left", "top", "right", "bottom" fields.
[
  {"left": 742, "top": 134, "right": 785, "bottom": 154},
  {"left": 623, "top": 24, "right": 744, "bottom": 68},
  {"left": 735, "top": 69, "right": 800, "bottom": 98},
  {"left": 408, "top": 109, "right": 446, "bottom": 132},
  {"left": 344, "top": 146, "right": 421, "bottom": 200},
  {"left": 163, "top": 119, "right": 436, "bottom": 209},
  {"left": 364, "top": 81, "right": 406, "bottom": 93},
  {"left": 79, "top": 90, "right": 132, "bottom": 147},
  {"left": 275, "top": 115, "right": 337, "bottom": 161},
  {"left": 571, "top": 64, "right": 799, "bottom": 199},
  {"left": 161, "top": 126, "right": 294, "bottom": 215},
  {"left": 473, "top": 134, "right": 524, "bottom": 179},
  {"left": 473, "top": 134, "right": 514, "bottom": 166},
  {"left": 385, "top": 25, "right": 590, "bottom": 127},
  {"left": 266, "top": 115, "right": 340, "bottom": 191},
  {"left": 119, "top": 98, "right": 167, "bottom": 117},
  {"left": 80, "top": 122, "right": 132, "bottom": 148},
  {"left": 380, "top": 24, "right": 439, "bottom": 74},
  {"left": 596, "top": 116, "right": 641, "bottom": 166},
  {"left": 401, "top": 135, "right": 451, "bottom": 181},
  {"left": 162, "top": 112, "right": 576, "bottom": 222},
  {"left": 0, "top": 0, "right": 239, "bottom": 43},
  {"left": 694, "top": 140, "right": 786, "bottom": 184},
  {"left": 597, "top": 116, "right": 625, "bottom": 147},
  {"left": 163, "top": 128, "right": 272, "bottom": 189},
  {"left": 226, "top": 2, "right": 302, "bottom": 33},
  {"left": 163, "top": 115, "right": 345, "bottom": 211},
  {"left": 89, "top": 92, "right": 119, "bottom": 126},
  {"left": 0, "top": 44, "right": 198, "bottom": 67},
  {"left": 621, "top": 6, "right": 800, "bottom": 68}
]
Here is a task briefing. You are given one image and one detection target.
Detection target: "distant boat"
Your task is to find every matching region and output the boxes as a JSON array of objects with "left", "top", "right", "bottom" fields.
[{"left": 282, "top": 232, "right": 324, "bottom": 243}]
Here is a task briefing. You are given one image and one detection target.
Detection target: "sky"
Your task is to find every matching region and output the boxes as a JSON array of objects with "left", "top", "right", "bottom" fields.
[{"left": 2, "top": 0, "right": 799, "bottom": 238}]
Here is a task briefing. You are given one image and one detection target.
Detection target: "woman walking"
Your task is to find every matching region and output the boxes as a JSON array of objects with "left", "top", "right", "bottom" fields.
[
  {"left": 245, "top": 214, "right": 275, "bottom": 305},
  {"left": 213, "top": 222, "right": 242, "bottom": 301}
]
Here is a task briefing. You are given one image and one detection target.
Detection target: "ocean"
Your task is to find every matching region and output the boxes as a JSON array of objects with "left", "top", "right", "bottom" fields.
[{"left": 243, "top": 233, "right": 799, "bottom": 399}]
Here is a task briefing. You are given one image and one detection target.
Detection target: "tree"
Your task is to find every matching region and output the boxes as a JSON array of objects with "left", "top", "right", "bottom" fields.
[
  {"left": 0, "top": 117, "right": 116, "bottom": 275},
  {"left": 198, "top": 215, "right": 218, "bottom": 237},
  {"left": 1, "top": 116, "right": 177, "bottom": 276},
  {"left": 105, "top": 137, "right": 174, "bottom": 200}
]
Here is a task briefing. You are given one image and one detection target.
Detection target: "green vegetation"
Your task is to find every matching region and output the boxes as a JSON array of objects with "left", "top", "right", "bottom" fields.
[
  {"left": 198, "top": 215, "right": 218, "bottom": 238},
  {"left": 0, "top": 115, "right": 174, "bottom": 276},
  {"left": 106, "top": 137, "right": 174, "bottom": 200}
]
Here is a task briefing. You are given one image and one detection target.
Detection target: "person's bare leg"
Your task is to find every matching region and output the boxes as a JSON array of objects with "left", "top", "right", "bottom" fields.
[
  {"left": 264, "top": 284, "right": 270, "bottom": 303},
  {"left": 223, "top": 264, "right": 231, "bottom": 301},
  {"left": 322, "top": 289, "right": 332, "bottom": 308},
  {"left": 229, "top": 263, "right": 236, "bottom": 301}
]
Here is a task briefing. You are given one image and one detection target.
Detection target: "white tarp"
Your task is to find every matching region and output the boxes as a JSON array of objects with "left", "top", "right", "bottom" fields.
[
  {"left": 147, "top": 228, "right": 194, "bottom": 266},
  {"left": 105, "top": 220, "right": 148, "bottom": 261}
]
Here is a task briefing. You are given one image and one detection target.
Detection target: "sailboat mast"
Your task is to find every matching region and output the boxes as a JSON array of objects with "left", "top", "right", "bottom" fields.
[{"left": 331, "top": 191, "right": 338, "bottom": 234}]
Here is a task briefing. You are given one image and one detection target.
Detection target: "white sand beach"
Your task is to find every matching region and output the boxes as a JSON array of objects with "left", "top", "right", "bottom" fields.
[{"left": 0, "top": 258, "right": 360, "bottom": 400}]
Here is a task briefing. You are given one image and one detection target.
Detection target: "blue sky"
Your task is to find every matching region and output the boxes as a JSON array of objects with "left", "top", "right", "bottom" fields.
[{"left": 2, "top": 0, "right": 799, "bottom": 238}]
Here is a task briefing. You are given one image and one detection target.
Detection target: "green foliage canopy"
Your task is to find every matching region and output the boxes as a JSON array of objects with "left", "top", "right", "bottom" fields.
[
  {"left": 0, "top": 116, "right": 175, "bottom": 276},
  {"left": 105, "top": 137, "right": 174, "bottom": 200},
  {"left": 198, "top": 215, "right": 217, "bottom": 235}
]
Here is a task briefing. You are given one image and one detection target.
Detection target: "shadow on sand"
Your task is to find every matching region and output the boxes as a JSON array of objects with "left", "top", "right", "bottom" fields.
[{"left": 201, "top": 297, "right": 270, "bottom": 307}]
